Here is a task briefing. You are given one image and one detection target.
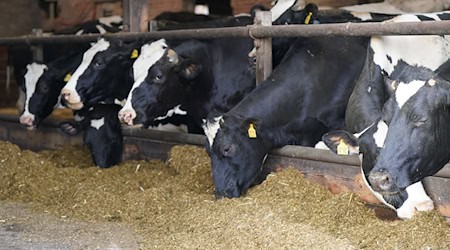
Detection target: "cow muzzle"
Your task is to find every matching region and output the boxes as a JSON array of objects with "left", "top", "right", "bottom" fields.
[
  {"left": 60, "top": 89, "right": 84, "bottom": 110},
  {"left": 19, "top": 115, "right": 35, "bottom": 129},
  {"left": 368, "top": 170, "right": 396, "bottom": 193},
  {"left": 118, "top": 108, "right": 137, "bottom": 126}
]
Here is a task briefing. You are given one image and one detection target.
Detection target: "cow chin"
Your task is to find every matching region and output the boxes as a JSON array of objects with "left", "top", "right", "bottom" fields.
[{"left": 380, "top": 189, "right": 408, "bottom": 210}]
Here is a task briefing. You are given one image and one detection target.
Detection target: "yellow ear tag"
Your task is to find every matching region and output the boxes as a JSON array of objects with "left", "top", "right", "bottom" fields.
[
  {"left": 130, "top": 49, "right": 139, "bottom": 59},
  {"left": 304, "top": 12, "right": 313, "bottom": 24},
  {"left": 63, "top": 73, "right": 72, "bottom": 82},
  {"left": 248, "top": 123, "right": 257, "bottom": 139},
  {"left": 337, "top": 139, "right": 349, "bottom": 156}
]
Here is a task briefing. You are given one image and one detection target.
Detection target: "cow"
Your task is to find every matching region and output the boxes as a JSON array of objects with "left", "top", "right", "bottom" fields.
[
  {"left": 18, "top": 52, "right": 84, "bottom": 128},
  {"left": 321, "top": 13, "right": 450, "bottom": 219},
  {"left": 250, "top": 1, "right": 396, "bottom": 67},
  {"left": 55, "top": 15, "right": 122, "bottom": 35},
  {"left": 203, "top": 34, "right": 370, "bottom": 199},
  {"left": 60, "top": 37, "right": 140, "bottom": 110},
  {"left": 60, "top": 104, "right": 123, "bottom": 168},
  {"left": 117, "top": 16, "right": 256, "bottom": 132}
]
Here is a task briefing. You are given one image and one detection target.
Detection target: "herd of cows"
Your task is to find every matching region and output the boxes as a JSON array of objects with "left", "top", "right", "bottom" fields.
[{"left": 11, "top": 0, "right": 450, "bottom": 219}]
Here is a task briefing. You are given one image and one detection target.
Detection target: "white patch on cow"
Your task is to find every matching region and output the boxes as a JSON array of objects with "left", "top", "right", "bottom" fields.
[
  {"left": 373, "top": 120, "right": 388, "bottom": 148},
  {"left": 98, "top": 16, "right": 122, "bottom": 27},
  {"left": 395, "top": 80, "right": 425, "bottom": 109},
  {"left": 202, "top": 116, "right": 223, "bottom": 147},
  {"left": 270, "top": 0, "right": 296, "bottom": 22},
  {"left": 396, "top": 181, "right": 434, "bottom": 219},
  {"left": 350, "top": 11, "right": 372, "bottom": 21},
  {"left": 63, "top": 38, "right": 111, "bottom": 100},
  {"left": 341, "top": 2, "right": 405, "bottom": 14},
  {"left": 74, "top": 114, "right": 84, "bottom": 121},
  {"left": 75, "top": 29, "right": 84, "bottom": 35},
  {"left": 95, "top": 24, "right": 107, "bottom": 34},
  {"left": 90, "top": 117, "right": 105, "bottom": 130},
  {"left": 155, "top": 105, "right": 187, "bottom": 121},
  {"left": 314, "top": 141, "right": 329, "bottom": 150},
  {"left": 371, "top": 15, "right": 450, "bottom": 75},
  {"left": 122, "top": 39, "right": 168, "bottom": 113},
  {"left": 21, "top": 63, "right": 48, "bottom": 119},
  {"left": 354, "top": 122, "right": 376, "bottom": 139},
  {"left": 114, "top": 98, "right": 127, "bottom": 107},
  {"left": 367, "top": 86, "right": 371, "bottom": 93},
  {"left": 148, "top": 123, "right": 188, "bottom": 133}
]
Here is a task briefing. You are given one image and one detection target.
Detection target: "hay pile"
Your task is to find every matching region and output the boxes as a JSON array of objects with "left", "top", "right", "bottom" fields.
[{"left": 0, "top": 140, "right": 449, "bottom": 248}]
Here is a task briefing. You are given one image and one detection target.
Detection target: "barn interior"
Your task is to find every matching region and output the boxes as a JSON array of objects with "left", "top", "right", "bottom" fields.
[{"left": 0, "top": 0, "right": 449, "bottom": 248}]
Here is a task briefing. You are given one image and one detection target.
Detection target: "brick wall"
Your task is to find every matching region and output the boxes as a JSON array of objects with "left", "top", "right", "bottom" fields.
[{"left": 149, "top": 0, "right": 194, "bottom": 20}]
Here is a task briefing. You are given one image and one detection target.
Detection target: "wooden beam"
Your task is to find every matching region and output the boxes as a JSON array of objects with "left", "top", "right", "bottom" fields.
[
  {"left": 122, "top": 0, "right": 148, "bottom": 32},
  {"left": 254, "top": 11, "right": 272, "bottom": 84}
]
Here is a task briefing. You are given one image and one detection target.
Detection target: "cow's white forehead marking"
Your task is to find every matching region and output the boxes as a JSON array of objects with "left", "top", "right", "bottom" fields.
[
  {"left": 270, "top": 0, "right": 296, "bottom": 22},
  {"left": 371, "top": 15, "right": 450, "bottom": 75},
  {"left": 155, "top": 105, "right": 187, "bottom": 121},
  {"left": 202, "top": 116, "right": 223, "bottom": 147},
  {"left": 395, "top": 80, "right": 425, "bottom": 109},
  {"left": 90, "top": 117, "right": 105, "bottom": 130},
  {"left": 22, "top": 63, "right": 48, "bottom": 117},
  {"left": 122, "top": 39, "right": 168, "bottom": 113},
  {"left": 373, "top": 120, "right": 388, "bottom": 148},
  {"left": 63, "top": 38, "right": 110, "bottom": 92}
]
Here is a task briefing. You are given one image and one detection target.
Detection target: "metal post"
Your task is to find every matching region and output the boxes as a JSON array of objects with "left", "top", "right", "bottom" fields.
[
  {"left": 254, "top": 11, "right": 272, "bottom": 85},
  {"left": 31, "top": 29, "right": 44, "bottom": 61},
  {"left": 122, "top": 0, "right": 148, "bottom": 32}
]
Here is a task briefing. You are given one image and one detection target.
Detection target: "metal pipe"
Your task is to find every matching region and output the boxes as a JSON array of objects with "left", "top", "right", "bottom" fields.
[{"left": 1, "top": 20, "right": 450, "bottom": 45}]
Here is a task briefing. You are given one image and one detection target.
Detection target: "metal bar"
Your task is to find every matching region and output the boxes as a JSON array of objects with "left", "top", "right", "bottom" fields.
[
  {"left": 1, "top": 20, "right": 450, "bottom": 45},
  {"left": 254, "top": 11, "right": 272, "bottom": 85}
]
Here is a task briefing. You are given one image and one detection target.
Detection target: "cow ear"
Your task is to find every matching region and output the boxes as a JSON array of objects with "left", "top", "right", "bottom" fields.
[
  {"left": 178, "top": 60, "right": 202, "bottom": 80},
  {"left": 301, "top": 3, "right": 318, "bottom": 24},
  {"left": 321, "top": 130, "right": 359, "bottom": 156}
]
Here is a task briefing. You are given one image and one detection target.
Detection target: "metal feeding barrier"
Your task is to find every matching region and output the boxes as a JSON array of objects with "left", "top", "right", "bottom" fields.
[{"left": 1, "top": 0, "right": 450, "bottom": 217}]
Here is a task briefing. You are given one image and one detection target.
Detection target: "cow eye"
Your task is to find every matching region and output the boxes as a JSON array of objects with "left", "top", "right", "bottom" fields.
[
  {"left": 221, "top": 144, "right": 236, "bottom": 157},
  {"left": 153, "top": 74, "right": 164, "bottom": 83},
  {"left": 39, "top": 84, "right": 49, "bottom": 93},
  {"left": 414, "top": 118, "right": 428, "bottom": 127}
]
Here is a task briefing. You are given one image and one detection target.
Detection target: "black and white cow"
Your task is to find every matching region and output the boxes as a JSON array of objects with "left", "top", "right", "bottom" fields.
[
  {"left": 18, "top": 52, "right": 84, "bottom": 128},
  {"left": 60, "top": 104, "right": 123, "bottom": 168},
  {"left": 203, "top": 34, "right": 370, "bottom": 199},
  {"left": 117, "top": 22, "right": 255, "bottom": 132},
  {"left": 321, "top": 13, "right": 450, "bottom": 219},
  {"left": 252, "top": 0, "right": 396, "bottom": 67},
  {"left": 55, "top": 15, "right": 122, "bottom": 35},
  {"left": 60, "top": 37, "right": 140, "bottom": 110}
]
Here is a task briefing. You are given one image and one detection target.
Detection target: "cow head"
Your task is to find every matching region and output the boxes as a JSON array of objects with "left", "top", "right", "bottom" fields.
[
  {"left": 19, "top": 62, "right": 72, "bottom": 128},
  {"left": 203, "top": 115, "right": 275, "bottom": 199},
  {"left": 323, "top": 70, "right": 450, "bottom": 218},
  {"left": 60, "top": 38, "right": 137, "bottom": 110},
  {"left": 119, "top": 39, "right": 201, "bottom": 127}
]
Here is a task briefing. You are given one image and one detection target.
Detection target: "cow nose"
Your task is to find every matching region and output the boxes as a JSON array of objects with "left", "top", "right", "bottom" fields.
[
  {"left": 368, "top": 170, "right": 393, "bottom": 192},
  {"left": 118, "top": 109, "right": 137, "bottom": 125},
  {"left": 19, "top": 115, "right": 34, "bottom": 127},
  {"left": 61, "top": 89, "right": 71, "bottom": 101}
]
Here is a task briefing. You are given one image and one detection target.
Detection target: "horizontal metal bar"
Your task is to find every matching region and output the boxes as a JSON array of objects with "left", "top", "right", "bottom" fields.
[{"left": 1, "top": 20, "right": 450, "bottom": 45}]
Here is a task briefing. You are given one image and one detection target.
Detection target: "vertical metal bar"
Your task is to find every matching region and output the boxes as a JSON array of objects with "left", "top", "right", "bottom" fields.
[
  {"left": 254, "top": 11, "right": 272, "bottom": 85},
  {"left": 123, "top": 0, "right": 149, "bottom": 32},
  {"left": 31, "top": 29, "right": 44, "bottom": 61}
]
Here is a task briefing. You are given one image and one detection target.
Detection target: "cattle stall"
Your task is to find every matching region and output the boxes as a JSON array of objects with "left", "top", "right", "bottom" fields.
[{"left": 1, "top": 4, "right": 450, "bottom": 219}]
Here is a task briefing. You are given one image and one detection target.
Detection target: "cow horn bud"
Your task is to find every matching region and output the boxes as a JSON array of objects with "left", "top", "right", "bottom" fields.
[{"left": 167, "top": 49, "right": 179, "bottom": 64}]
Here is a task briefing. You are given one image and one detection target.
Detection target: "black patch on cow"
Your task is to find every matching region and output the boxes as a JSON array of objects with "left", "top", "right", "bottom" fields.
[{"left": 416, "top": 15, "right": 434, "bottom": 21}]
